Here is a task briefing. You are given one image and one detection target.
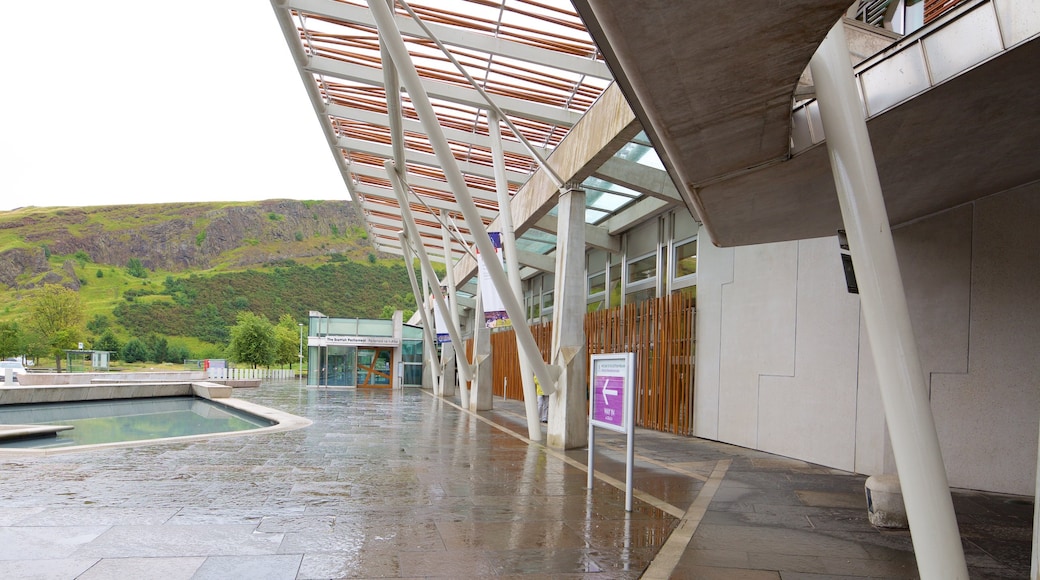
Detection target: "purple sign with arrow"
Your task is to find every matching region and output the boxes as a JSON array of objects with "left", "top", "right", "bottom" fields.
[{"left": 589, "top": 353, "right": 633, "bottom": 434}]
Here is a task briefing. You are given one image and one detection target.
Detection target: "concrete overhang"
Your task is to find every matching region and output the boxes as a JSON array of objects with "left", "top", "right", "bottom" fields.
[{"left": 574, "top": 1, "right": 1040, "bottom": 246}]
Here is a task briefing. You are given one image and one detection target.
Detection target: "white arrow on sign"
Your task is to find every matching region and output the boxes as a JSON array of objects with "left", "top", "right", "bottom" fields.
[{"left": 602, "top": 377, "right": 619, "bottom": 408}]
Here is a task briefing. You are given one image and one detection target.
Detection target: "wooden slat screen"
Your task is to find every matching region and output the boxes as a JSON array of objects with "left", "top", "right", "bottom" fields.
[{"left": 476, "top": 292, "right": 696, "bottom": 436}]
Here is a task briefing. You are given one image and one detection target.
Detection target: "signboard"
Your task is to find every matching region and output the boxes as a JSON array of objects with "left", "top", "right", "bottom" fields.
[
  {"left": 589, "top": 353, "right": 634, "bottom": 434},
  {"left": 309, "top": 336, "right": 400, "bottom": 347},
  {"left": 588, "top": 352, "right": 636, "bottom": 511}
]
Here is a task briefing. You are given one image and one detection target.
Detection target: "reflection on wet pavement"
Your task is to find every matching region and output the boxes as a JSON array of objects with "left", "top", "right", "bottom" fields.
[{"left": 0, "top": 381, "right": 1032, "bottom": 578}]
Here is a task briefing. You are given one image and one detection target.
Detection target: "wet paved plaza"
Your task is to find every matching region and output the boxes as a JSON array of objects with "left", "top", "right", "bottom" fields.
[{"left": 0, "top": 381, "right": 1033, "bottom": 578}]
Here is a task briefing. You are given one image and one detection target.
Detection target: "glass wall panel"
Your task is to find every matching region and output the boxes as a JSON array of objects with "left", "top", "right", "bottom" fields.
[
  {"left": 357, "top": 318, "right": 393, "bottom": 336},
  {"left": 402, "top": 339, "right": 424, "bottom": 363},
  {"left": 326, "top": 345, "right": 357, "bottom": 387},
  {"left": 326, "top": 318, "right": 359, "bottom": 336},
  {"left": 403, "top": 364, "right": 423, "bottom": 386},
  {"left": 307, "top": 347, "right": 321, "bottom": 386}
]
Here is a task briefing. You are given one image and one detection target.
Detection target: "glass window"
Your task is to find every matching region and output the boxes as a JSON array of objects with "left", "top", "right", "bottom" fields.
[
  {"left": 588, "top": 271, "right": 606, "bottom": 295},
  {"left": 628, "top": 253, "right": 656, "bottom": 284},
  {"left": 625, "top": 286, "right": 656, "bottom": 306},
  {"left": 609, "top": 265, "right": 622, "bottom": 308},
  {"left": 542, "top": 291, "right": 554, "bottom": 311},
  {"left": 675, "top": 238, "right": 698, "bottom": 278}
]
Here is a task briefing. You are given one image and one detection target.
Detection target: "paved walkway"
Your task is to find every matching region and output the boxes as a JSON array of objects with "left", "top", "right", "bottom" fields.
[{"left": 0, "top": 381, "right": 1032, "bottom": 579}]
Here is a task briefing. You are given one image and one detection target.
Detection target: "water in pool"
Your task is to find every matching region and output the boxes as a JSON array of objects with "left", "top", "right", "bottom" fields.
[{"left": 0, "top": 396, "right": 274, "bottom": 449}]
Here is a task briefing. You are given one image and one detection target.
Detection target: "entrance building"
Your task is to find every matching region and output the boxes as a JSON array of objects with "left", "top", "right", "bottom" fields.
[{"left": 305, "top": 310, "right": 424, "bottom": 389}]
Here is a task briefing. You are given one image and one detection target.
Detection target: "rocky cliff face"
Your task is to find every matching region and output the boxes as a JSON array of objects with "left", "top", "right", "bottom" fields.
[{"left": 0, "top": 199, "right": 376, "bottom": 290}]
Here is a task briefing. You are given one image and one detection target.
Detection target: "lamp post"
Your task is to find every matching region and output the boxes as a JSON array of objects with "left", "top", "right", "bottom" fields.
[{"left": 298, "top": 323, "right": 304, "bottom": 380}]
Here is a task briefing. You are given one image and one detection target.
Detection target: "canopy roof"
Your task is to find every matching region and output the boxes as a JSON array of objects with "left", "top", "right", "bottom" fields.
[{"left": 272, "top": 0, "right": 677, "bottom": 274}]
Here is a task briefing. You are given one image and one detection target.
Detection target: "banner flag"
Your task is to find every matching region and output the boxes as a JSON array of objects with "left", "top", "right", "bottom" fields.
[
  {"left": 432, "top": 286, "right": 450, "bottom": 344},
  {"left": 478, "top": 232, "right": 510, "bottom": 328}
]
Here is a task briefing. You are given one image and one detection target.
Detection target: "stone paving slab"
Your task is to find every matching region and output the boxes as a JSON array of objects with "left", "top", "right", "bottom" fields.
[{"left": 0, "top": 381, "right": 1033, "bottom": 578}]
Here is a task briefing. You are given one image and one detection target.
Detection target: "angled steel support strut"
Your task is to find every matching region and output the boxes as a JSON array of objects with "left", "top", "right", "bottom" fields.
[
  {"left": 811, "top": 20, "right": 967, "bottom": 580},
  {"left": 385, "top": 160, "right": 474, "bottom": 385},
  {"left": 488, "top": 109, "right": 541, "bottom": 439},
  {"left": 399, "top": 231, "right": 441, "bottom": 390}
]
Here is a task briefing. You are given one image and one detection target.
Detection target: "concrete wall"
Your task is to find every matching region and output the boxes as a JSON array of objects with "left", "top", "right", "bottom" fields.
[{"left": 695, "top": 184, "right": 1040, "bottom": 495}]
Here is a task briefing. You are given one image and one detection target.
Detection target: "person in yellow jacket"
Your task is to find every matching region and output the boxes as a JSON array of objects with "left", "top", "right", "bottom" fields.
[{"left": 535, "top": 375, "right": 548, "bottom": 423}]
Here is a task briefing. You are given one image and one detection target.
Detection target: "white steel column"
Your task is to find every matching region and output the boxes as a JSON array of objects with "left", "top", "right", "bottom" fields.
[
  {"left": 368, "top": 0, "right": 559, "bottom": 396},
  {"left": 400, "top": 232, "right": 440, "bottom": 392},
  {"left": 488, "top": 110, "right": 542, "bottom": 440},
  {"left": 547, "top": 184, "right": 588, "bottom": 450},
  {"left": 384, "top": 161, "right": 474, "bottom": 387},
  {"left": 441, "top": 210, "right": 468, "bottom": 407},
  {"left": 810, "top": 21, "right": 967, "bottom": 579}
]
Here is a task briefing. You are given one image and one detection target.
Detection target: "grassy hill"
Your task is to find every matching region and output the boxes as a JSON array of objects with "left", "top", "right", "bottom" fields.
[{"left": 0, "top": 200, "right": 418, "bottom": 360}]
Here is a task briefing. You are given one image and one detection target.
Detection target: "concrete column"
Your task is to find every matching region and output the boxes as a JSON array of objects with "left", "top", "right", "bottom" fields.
[
  {"left": 810, "top": 20, "right": 967, "bottom": 579},
  {"left": 546, "top": 184, "right": 588, "bottom": 450},
  {"left": 488, "top": 109, "right": 542, "bottom": 439},
  {"left": 470, "top": 287, "right": 494, "bottom": 411},
  {"left": 440, "top": 343, "right": 457, "bottom": 397}
]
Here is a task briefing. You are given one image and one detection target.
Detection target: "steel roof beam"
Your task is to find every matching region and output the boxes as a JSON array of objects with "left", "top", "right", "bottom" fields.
[
  {"left": 307, "top": 55, "right": 582, "bottom": 127},
  {"left": 349, "top": 163, "right": 500, "bottom": 206},
  {"left": 592, "top": 156, "right": 681, "bottom": 202},
  {"left": 355, "top": 183, "right": 498, "bottom": 220},
  {"left": 517, "top": 250, "right": 555, "bottom": 273},
  {"left": 336, "top": 136, "right": 530, "bottom": 185},
  {"left": 602, "top": 196, "right": 675, "bottom": 233},
  {"left": 532, "top": 215, "right": 619, "bottom": 253},
  {"left": 326, "top": 104, "right": 549, "bottom": 159}
]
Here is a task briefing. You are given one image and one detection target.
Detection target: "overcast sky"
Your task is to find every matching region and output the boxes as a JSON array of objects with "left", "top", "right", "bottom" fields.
[{"left": 0, "top": 2, "right": 347, "bottom": 213}]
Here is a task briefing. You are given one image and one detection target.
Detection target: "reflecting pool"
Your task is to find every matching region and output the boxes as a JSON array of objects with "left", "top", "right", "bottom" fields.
[{"left": 0, "top": 396, "right": 275, "bottom": 449}]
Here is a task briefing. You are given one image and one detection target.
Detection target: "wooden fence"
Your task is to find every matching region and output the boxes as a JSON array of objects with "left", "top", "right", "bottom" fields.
[{"left": 479, "top": 292, "right": 696, "bottom": 435}]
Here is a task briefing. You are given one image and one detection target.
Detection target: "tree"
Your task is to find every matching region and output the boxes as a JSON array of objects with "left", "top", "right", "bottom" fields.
[
  {"left": 143, "top": 333, "right": 169, "bottom": 364},
  {"left": 94, "top": 330, "right": 123, "bottom": 360},
  {"left": 26, "top": 284, "right": 84, "bottom": 372},
  {"left": 226, "top": 311, "right": 275, "bottom": 368},
  {"left": 167, "top": 342, "right": 191, "bottom": 365},
  {"left": 273, "top": 314, "right": 301, "bottom": 368},
  {"left": 0, "top": 321, "right": 24, "bottom": 360},
  {"left": 121, "top": 337, "right": 150, "bottom": 363}
]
